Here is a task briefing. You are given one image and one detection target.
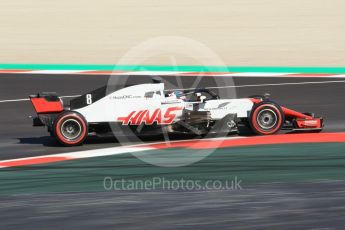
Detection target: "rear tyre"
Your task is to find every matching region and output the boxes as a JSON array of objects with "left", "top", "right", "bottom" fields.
[
  {"left": 53, "top": 111, "right": 88, "bottom": 146},
  {"left": 249, "top": 101, "right": 284, "bottom": 135}
]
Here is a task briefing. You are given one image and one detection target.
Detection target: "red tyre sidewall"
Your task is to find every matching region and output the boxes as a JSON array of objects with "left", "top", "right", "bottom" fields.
[
  {"left": 54, "top": 113, "right": 87, "bottom": 146},
  {"left": 251, "top": 104, "right": 283, "bottom": 135}
]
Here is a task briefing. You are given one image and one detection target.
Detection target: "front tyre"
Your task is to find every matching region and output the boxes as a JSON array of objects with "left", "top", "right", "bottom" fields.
[
  {"left": 53, "top": 112, "right": 88, "bottom": 146},
  {"left": 249, "top": 102, "right": 284, "bottom": 135}
]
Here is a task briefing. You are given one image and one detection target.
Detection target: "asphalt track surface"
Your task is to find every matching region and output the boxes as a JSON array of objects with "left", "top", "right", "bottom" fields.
[
  {"left": 1, "top": 73, "right": 345, "bottom": 229},
  {"left": 1, "top": 73, "right": 344, "bottom": 160}
]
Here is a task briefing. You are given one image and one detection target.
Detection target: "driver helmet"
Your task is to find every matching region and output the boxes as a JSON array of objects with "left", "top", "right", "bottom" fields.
[
  {"left": 196, "top": 92, "right": 202, "bottom": 101},
  {"left": 175, "top": 90, "right": 183, "bottom": 98}
]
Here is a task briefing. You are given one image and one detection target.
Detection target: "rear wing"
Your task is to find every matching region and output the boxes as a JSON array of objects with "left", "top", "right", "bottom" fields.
[{"left": 29, "top": 92, "right": 64, "bottom": 114}]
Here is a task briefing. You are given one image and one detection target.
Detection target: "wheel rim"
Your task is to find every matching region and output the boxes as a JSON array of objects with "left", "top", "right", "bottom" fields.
[
  {"left": 60, "top": 119, "right": 82, "bottom": 140},
  {"left": 256, "top": 109, "right": 278, "bottom": 130}
]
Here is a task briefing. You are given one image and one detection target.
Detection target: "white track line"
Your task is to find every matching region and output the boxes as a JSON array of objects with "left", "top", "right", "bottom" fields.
[
  {"left": 222, "top": 72, "right": 294, "bottom": 77},
  {"left": 173, "top": 79, "right": 345, "bottom": 91},
  {"left": 0, "top": 98, "right": 30, "bottom": 103},
  {"left": 122, "top": 71, "right": 187, "bottom": 75},
  {"left": 27, "top": 70, "right": 92, "bottom": 74},
  {"left": 332, "top": 74, "right": 345, "bottom": 78},
  {"left": 62, "top": 136, "right": 244, "bottom": 159},
  {"left": 0, "top": 95, "right": 80, "bottom": 103},
  {"left": 1, "top": 79, "right": 345, "bottom": 103},
  {"left": 214, "top": 79, "right": 345, "bottom": 89}
]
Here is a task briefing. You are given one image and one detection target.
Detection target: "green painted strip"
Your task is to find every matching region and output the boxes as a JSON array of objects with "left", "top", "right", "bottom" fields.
[
  {"left": 0, "top": 63, "right": 345, "bottom": 73},
  {"left": 1, "top": 143, "right": 345, "bottom": 194}
]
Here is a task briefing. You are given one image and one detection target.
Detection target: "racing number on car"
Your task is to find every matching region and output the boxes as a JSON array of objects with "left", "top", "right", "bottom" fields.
[
  {"left": 117, "top": 107, "right": 182, "bottom": 125},
  {"left": 86, "top": 94, "right": 93, "bottom": 105}
]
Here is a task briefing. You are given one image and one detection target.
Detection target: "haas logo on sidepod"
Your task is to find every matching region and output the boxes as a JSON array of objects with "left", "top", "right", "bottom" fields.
[{"left": 117, "top": 107, "right": 182, "bottom": 125}]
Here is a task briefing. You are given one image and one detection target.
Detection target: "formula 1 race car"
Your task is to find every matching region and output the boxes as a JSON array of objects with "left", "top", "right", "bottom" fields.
[{"left": 29, "top": 80, "right": 323, "bottom": 146}]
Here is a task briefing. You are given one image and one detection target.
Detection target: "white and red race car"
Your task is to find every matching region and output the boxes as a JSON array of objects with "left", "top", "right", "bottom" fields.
[{"left": 30, "top": 81, "right": 323, "bottom": 146}]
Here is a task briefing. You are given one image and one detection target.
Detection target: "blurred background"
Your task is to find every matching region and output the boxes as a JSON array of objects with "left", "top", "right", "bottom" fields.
[{"left": 0, "top": 0, "right": 344, "bottom": 66}]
